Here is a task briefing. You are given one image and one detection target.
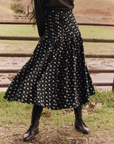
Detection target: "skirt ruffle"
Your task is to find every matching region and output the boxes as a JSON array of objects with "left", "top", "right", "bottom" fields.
[{"left": 4, "top": 10, "right": 95, "bottom": 110}]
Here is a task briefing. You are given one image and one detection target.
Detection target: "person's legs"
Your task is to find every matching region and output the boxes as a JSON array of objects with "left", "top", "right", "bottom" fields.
[
  {"left": 23, "top": 105, "right": 43, "bottom": 141},
  {"left": 74, "top": 105, "right": 89, "bottom": 134}
]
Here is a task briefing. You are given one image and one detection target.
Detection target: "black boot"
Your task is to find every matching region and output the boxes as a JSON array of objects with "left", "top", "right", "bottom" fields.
[
  {"left": 74, "top": 105, "right": 89, "bottom": 134},
  {"left": 23, "top": 105, "right": 43, "bottom": 141}
]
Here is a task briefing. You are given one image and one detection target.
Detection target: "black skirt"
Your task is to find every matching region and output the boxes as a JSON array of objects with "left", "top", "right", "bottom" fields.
[{"left": 4, "top": 10, "right": 95, "bottom": 110}]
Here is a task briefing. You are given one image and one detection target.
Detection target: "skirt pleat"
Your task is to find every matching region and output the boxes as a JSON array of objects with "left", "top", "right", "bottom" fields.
[{"left": 4, "top": 10, "right": 95, "bottom": 110}]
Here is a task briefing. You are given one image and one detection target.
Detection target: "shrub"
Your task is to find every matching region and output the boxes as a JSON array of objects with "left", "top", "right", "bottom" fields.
[{"left": 11, "top": 3, "right": 25, "bottom": 14}]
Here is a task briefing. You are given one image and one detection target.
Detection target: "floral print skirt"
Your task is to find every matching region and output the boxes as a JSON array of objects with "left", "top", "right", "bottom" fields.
[{"left": 4, "top": 10, "right": 95, "bottom": 110}]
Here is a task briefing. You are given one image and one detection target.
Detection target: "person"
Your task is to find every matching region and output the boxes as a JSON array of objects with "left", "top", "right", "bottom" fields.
[{"left": 3, "top": 0, "right": 95, "bottom": 142}]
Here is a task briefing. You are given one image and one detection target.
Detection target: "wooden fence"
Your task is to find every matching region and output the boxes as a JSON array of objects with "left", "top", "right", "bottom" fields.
[{"left": 0, "top": 22, "right": 114, "bottom": 91}]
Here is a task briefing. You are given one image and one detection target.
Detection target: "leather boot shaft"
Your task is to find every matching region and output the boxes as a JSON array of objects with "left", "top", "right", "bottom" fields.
[
  {"left": 23, "top": 105, "right": 43, "bottom": 141},
  {"left": 31, "top": 105, "right": 43, "bottom": 128},
  {"left": 74, "top": 105, "right": 89, "bottom": 134}
]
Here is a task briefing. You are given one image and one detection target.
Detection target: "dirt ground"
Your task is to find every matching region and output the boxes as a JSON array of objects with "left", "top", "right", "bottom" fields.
[{"left": 0, "top": 125, "right": 114, "bottom": 144}]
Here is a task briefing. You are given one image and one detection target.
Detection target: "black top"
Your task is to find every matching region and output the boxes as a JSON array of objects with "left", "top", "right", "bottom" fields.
[
  {"left": 45, "top": 0, "right": 74, "bottom": 10},
  {"left": 34, "top": 0, "right": 74, "bottom": 37}
]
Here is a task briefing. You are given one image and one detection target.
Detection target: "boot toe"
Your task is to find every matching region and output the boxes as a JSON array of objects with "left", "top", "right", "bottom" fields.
[
  {"left": 82, "top": 127, "right": 89, "bottom": 134},
  {"left": 75, "top": 122, "right": 89, "bottom": 134},
  {"left": 23, "top": 131, "right": 30, "bottom": 139},
  {"left": 23, "top": 128, "right": 38, "bottom": 141}
]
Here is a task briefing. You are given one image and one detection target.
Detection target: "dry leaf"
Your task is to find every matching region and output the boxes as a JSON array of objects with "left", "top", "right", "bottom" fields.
[
  {"left": 82, "top": 109, "right": 88, "bottom": 114},
  {"left": 69, "top": 111, "right": 74, "bottom": 115},
  {"left": 83, "top": 105, "right": 89, "bottom": 109},
  {"left": 90, "top": 101, "right": 96, "bottom": 106},
  {"left": 61, "top": 110, "right": 67, "bottom": 114},
  {"left": 95, "top": 103, "right": 102, "bottom": 109},
  {"left": 42, "top": 112, "right": 51, "bottom": 117},
  {"left": 110, "top": 95, "right": 114, "bottom": 99}
]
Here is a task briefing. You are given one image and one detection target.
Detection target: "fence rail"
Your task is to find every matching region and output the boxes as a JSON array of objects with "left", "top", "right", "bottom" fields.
[
  {"left": 1, "top": 69, "right": 114, "bottom": 74},
  {"left": 1, "top": 53, "right": 114, "bottom": 58},
  {"left": 0, "top": 82, "right": 114, "bottom": 88},
  {"left": 1, "top": 36, "right": 114, "bottom": 43},
  {"left": 0, "top": 21, "right": 114, "bottom": 27},
  {"left": 0, "top": 21, "right": 114, "bottom": 90}
]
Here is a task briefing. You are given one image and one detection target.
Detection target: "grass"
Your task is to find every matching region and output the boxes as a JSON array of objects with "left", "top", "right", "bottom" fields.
[
  {"left": 0, "top": 24, "right": 38, "bottom": 46},
  {"left": 0, "top": 89, "right": 114, "bottom": 130},
  {"left": 0, "top": 24, "right": 38, "bottom": 37},
  {"left": 1, "top": 24, "right": 114, "bottom": 38},
  {"left": 79, "top": 26, "right": 114, "bottom": 54},
  {"left": 79, "top": 26, "right": 114, "bottom": 39},
  {"left": 0, "top": 90, "right": 114, "bottom": 143},
  {"left": 0, "top": 24, "right": 38, "bottom": 53},
  {"left": 83, "top": 89, "right": 114, "bottom": 130}
]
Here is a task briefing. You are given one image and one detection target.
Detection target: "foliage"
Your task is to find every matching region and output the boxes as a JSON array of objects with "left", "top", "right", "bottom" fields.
[{"left": 11, "top": 2, "right": 25, "bottom": 14}]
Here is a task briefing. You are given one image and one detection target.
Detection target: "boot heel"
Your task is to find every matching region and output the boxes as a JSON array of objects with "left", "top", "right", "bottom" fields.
[
  {"left": 23, "top": 105, "right": 43, "bottom": 141},
  {"left": 75, "top": 122, "right": 89, "bottom": 134},
  {"left": 74, "top": 105, "right": 89, "bottom": 134},
  {"left": 23, "top": 128, "right": 38, "bottom": 141}
]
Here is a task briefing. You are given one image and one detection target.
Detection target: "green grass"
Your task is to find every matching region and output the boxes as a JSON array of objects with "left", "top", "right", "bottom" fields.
[
  {"left": 1, "top": 25, "right": 114, "bottom": 38},
  {"left": 0, "top": 90, "right": 114, "bottom": 130},
  {"left": 83, "top": 89, "right": 114, "bottom": 130},
  {"left": 79, "top": 26, "right": 114, "bottom": 54},
  {"left": 0, "top": 24, "right": 38, "bottom": 46},
  {"left": 79, "top": 26, "right": 114, "bottom": 39},
  {"left": 0, "top": 24, "right": 38, "bottom": 36},
  {"left": 0, "top": 24, "right": 39, "bottom": 53}
]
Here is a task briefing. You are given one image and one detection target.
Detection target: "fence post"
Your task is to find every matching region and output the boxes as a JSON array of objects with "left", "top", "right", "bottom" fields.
[{"left": 112, "top": 76, "right": 114, "bottom": 92}]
